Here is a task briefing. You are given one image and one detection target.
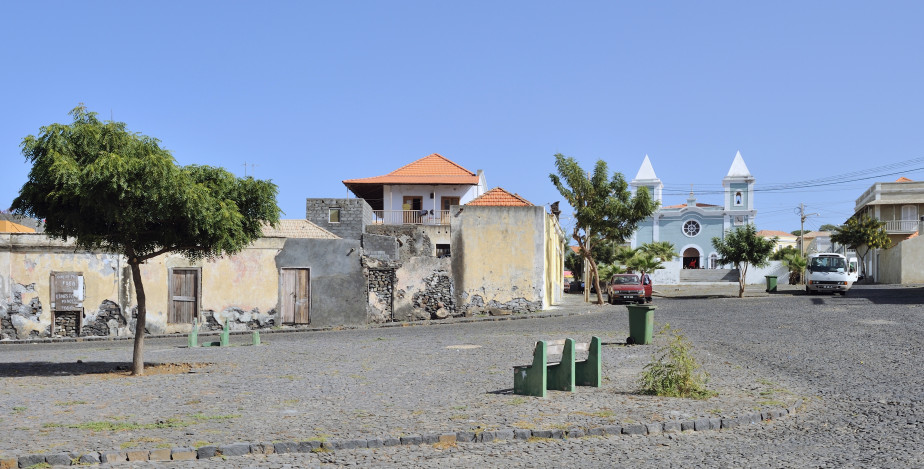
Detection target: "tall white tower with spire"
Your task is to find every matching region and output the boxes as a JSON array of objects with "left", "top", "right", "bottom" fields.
[
  {"left": 629, "top": 154, "right": 663, "bottom": 203},
  {"left": 722, "top": 150, "right": 756, "bottom": 230}
]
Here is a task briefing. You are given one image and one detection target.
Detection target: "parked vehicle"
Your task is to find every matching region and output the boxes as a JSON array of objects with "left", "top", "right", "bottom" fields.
[
  {"left": 606, "top": 273, "right": 653, "bottom": 304},
  {"left": 805, "top": 253, "right": 859, "bottom": 295},
  {"left": 569, "top": 280, "right": 585, "bottom": 293}
]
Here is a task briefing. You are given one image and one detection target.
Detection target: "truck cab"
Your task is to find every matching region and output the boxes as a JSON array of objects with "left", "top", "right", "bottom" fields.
[{"left": 806, "top": 253, "right": 857, "bottom": 296}]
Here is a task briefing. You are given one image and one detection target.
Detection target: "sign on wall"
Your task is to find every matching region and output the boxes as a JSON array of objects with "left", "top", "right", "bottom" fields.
[{"left": 51, "top": 271, "right": 84, "bottom": 311}]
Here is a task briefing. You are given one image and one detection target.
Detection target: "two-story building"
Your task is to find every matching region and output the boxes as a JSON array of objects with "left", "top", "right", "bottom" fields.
[
  {"left": 852, "top": 177, "right": 924, "bottom": 282},
  {"left": 342, "top": 153, "right": 487, "bottom": 226}
]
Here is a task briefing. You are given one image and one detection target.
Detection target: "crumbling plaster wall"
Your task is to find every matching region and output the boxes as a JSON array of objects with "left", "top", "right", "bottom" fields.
[
  {"left": 1, "top": 233, "right": 288, "bottom": 340},
  {"left": 363, "top": 225, "right": 455, "bottom": 321},
  {"left": 0, "top": 234, "right": 125, "bottom": 339},
  {"left": 451, "top": 205, "right": 547, "bottom": 315}
]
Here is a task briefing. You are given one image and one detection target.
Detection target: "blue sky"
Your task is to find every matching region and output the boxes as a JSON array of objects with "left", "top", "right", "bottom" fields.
[{"left": 2, "top": 2, "right": 922, "bottom": 235}]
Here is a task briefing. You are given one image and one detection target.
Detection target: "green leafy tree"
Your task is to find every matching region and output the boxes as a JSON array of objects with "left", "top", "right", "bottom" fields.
[
  {"left": 12, "top": 106, "right": 280, "bottom": 375},
  {"left": 770, "top": 245, "right": 800, "bottom": 261},
  {"left": 830, "top": 215, "right": 891, "bottom": 278},
  {"left": 638, "top": 241, "right": 678, "bottom": 262},
  {"left": 818, "top": 223, "right": 840, "bottom": 232},
  {"left": 711, "top": 224, "right": 777, "bottom": 298},
  {"left": 790, "top": 229, "right": 807, "bottom": 236},
  {"left": 597, "top": 262, "right": 627, "bottom": 283},
  {"left": 550, "top": 154, "right": 658, "bottom": 304}
]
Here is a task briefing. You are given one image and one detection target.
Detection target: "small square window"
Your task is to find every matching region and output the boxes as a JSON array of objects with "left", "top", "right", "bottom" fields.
[
  {"left": 329, "top": 208, "right": 341, "bottom": 223},
  {"left": 436, "top": 244, "right": 451, "bottom": 258}
]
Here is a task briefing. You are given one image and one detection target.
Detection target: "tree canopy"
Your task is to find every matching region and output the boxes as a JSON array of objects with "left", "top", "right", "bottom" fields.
[
  {"left": 12, "top": 106, "right": 281, "bottom": 375},
  {"left": 550, "top": 154, "right": 658, "bottom": 304},
  {"left": 830, "top": 215, "right": 891, "bottom": 278},
  {"left": 711, "top": 224, "right": 777, "bottom": 298}
]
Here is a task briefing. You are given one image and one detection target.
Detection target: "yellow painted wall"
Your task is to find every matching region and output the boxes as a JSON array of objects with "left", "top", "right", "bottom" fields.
[
  {"left": 451, "top": 206, "right": 547, "bottom": 313},
  {"left": 543, "top": 213, "right": 565, "bottom": 308},
  {"left": 136, "top": 237, "right": 284, "bottom": 333}
]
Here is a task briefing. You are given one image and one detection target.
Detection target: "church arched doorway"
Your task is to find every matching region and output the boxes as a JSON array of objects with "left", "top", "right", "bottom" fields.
[{"left": 683, "top": 247, "right": 701, "bottom": 269}]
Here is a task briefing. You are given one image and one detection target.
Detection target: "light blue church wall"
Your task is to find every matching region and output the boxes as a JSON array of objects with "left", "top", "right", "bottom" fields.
[
  {"left": 657, "top": 213, "right": 725, "bottom": 259},
  {"left": 635, "top": 222, "right": 654, "bottom": 245}
]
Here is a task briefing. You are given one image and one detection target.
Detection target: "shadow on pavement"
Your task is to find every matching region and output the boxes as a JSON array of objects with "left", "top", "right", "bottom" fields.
[{"left": 0, "top": 361, "right": 166, "bottom": 377}]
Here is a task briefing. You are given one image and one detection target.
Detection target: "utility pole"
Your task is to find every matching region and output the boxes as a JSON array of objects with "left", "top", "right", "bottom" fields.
[{"left": 798, "top": 203, "right": 818, "bottom": 256}]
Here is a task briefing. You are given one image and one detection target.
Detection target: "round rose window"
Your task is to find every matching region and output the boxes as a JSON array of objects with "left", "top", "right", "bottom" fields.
[{"left": 683, "top": 220, "right": 701, "bottom": 237}]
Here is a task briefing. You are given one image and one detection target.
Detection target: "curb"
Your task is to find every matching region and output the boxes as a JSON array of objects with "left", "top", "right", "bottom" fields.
[{"left": 1, "top": 401, "right": 803, "bottom": 467}]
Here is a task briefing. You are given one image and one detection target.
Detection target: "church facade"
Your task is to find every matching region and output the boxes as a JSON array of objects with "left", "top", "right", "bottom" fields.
[{"left": 629, "top": 151, "right": 756, "bottom": 269}]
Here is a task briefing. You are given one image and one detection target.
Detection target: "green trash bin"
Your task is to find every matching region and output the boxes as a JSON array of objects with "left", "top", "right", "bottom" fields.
[
  {"left": 626, "top": 304, "right": 656, "bottom": 345},
  {"left": 765, "top": 275, "right": 778, "bottom": 293}
]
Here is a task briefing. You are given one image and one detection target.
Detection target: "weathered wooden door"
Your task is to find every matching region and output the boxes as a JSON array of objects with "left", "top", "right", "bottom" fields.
[
  {"left": 169, "top": 268, "right": 199, "bottom": 324},
  {"left": 281, "top": 268, "right": 310, "bottom": 324}
]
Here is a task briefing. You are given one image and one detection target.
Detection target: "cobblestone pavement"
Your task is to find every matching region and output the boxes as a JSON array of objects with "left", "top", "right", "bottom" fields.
[{"left": 2, "top": 284, "right": 922, "bottom": 467}]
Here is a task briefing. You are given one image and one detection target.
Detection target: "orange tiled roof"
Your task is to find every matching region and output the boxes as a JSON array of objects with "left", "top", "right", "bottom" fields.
[
  {"left": 757, "top": 230, "right": 795, "bottom": 238},
  {"left": 896, "top": 177, "right": 914, "bottom": 182},
  {"left": 466, "top": 187, "right": 533, "bottom": 207},
  {"left": 662, "top": 203, "right": 721, "bottom": 209},
  {"left": 343, "top": 153, "right": 479, "bottom": 185}
]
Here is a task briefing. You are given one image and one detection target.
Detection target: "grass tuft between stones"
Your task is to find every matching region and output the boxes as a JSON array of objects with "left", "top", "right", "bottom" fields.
[{"left": 637, "top": 324, "right": 717, "bottom": 400}]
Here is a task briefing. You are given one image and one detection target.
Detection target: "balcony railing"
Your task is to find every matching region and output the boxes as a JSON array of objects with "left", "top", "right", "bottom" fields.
[
  {"left": 883, "top": 219, "right": 921, "bottom": 233},
  {"left": 372, "top": 210, "right": 451, "bottom": 226}
]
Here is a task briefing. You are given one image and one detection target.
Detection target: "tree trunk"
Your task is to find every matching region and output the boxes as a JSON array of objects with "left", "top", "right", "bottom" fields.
[
  {"left": 129, "top": 259, "right": 147, "bottom": 376},
  {"left": 738, "top": 264, "right": 747, "bottom": 298},
  {"left": 587, "top": 256, "right": 604, "bottom": 305}
]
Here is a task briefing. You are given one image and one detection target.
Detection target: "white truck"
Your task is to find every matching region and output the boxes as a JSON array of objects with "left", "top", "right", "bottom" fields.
[{"left": 805, "top": 253, "right": 860, "bottom": 295}]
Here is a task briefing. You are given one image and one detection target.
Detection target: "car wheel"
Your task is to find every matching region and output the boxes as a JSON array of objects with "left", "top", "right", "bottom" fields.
[
  {"left": 646, "top": 297, "right": 652, "bottom": 303},
  {"left": 636, "top": 299, "right": 644, "bottom": 304}
]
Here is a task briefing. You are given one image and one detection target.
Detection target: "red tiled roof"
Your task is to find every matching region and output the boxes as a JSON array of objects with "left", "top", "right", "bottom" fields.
[
  {"left": 662, "top": 203, "right": 721, "bottom": 209},
  {"left": 896, "top": 177, "right": 914, "bottom": 182},
  {"left": 466, "top": 187, "right": 533, "bottom": 207},
  {"left": 343, "top": 153, "right": 479, "bottom": 185}
]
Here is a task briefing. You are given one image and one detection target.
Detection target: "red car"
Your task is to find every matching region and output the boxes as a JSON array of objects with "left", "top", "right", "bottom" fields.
[{"left": 606, "top": 273, "right": 653, "bottom": 304}]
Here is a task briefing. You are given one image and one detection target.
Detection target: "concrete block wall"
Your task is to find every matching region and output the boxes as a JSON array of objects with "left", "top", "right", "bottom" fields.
[
  {"left": 305, "top": 198, "right": 372, "bottom": 240},
  {"left": 362, "top": 234, "right": 398, "bottom": 261}
]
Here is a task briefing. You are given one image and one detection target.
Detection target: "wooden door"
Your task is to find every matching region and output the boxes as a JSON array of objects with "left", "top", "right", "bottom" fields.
[
  {"left": 169, "top": 268, "right": 199, "bottom": 323},
  {"left": 281, "top": 268, "right": 310, "bottom": 324}
]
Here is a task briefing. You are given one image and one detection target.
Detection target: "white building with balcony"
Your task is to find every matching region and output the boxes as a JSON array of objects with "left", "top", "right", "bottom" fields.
[
  {"left": 852, "top": 177, "right": 924, "bottom": 281},
  {"left": 342, "top": 153, "right": 487, "bottom": 226}
]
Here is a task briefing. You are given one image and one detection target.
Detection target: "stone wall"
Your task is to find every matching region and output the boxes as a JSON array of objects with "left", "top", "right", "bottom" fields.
[{"left": 305, "top": 198, "right": 372, "bottom": 240}]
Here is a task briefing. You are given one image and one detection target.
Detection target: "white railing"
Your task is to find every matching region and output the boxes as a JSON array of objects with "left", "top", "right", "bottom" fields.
[
  {"left": 372, "top": 210, "right": 451, "bottom": 225},
  {"left": 884, "top": 219, "right": 921, "bottom": 232}
]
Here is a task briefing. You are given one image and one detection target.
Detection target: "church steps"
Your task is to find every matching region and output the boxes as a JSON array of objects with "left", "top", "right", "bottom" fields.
[{"left": 679, "top": 269, "right": 739, "bottom": 283}]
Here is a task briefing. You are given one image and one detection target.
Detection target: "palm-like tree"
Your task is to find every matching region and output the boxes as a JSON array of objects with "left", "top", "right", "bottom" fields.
[
  {"left": 626, "top": 251, "right": 664, "bottom": 273},
  {"left": 781, "top": 252, "right": 807, "bottom": 285},
  {"left": 638, "top": 241, "right": 678, "bottom": 261}
]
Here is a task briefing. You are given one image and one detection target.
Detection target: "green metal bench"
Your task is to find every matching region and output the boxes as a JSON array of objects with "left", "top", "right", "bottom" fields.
[{"left": 512, "top": 337, "right": 602, "bottom": 397}]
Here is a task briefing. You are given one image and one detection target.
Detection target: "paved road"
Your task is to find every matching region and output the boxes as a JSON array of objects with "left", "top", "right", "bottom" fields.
[{"left": 2, "top": 284, "right": 922, "bottom": 467}]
